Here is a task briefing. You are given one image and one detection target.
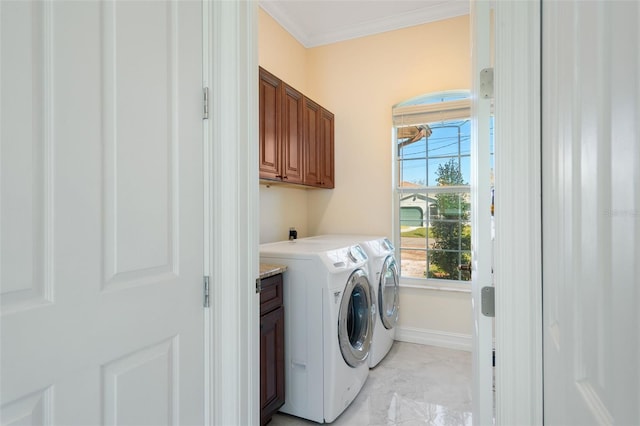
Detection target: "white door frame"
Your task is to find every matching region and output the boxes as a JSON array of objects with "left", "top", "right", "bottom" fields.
[
  {"left": 470, "top": 1, "right": 494, "bottom": 424},
  {"left": 204, "top": 1, "right": 260, "bottom": 425},
  {"left": 493, "top": 1, "right": 543, "bottom": 424},
  {"left": 205, "top": 1, "right": 545, "bottom": 424}
]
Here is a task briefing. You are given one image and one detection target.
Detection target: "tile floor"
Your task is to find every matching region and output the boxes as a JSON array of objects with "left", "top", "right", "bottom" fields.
[{"left": 269, "top": 342, "right": 472, "bottom": 426}]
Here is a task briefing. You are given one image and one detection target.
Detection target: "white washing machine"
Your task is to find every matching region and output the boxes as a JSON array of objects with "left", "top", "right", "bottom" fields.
[
  {"left": 300, "top": 235, "right": 400, "bottom": 368},
  {"left": 259, "top": 239, "right": 375, "bottom": 423}
]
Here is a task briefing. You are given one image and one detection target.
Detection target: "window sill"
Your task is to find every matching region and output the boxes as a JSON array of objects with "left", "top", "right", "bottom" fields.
[{"left": 399, "top": 278, "right": 472, "bottom": 294}]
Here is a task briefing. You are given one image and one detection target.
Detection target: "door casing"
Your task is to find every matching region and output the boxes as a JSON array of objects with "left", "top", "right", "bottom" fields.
[
  {"left": 205, "top": 1, "right": 260, "bottom": 425},
  {"left": 493, "top": 1, "right": 544, "bottom": 425},
  {"left": 215, "top": 2, "right": 546, "bottom": 425}
]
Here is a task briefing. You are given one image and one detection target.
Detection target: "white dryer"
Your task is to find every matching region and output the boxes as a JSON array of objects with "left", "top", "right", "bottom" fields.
[
  {"left": 300, "top": 235, "right": 400, "bottom": 368},
  {"left": 259, "top": 240, "right": 375, "bottom": 423}
]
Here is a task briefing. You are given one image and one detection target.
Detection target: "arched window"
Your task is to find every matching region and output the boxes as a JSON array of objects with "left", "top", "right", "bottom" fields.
[{"left": 393, "top": 91, "right": 493, "bottom": 285}]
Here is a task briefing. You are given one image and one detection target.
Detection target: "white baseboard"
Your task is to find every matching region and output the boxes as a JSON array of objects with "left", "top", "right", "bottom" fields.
[{"left": 395, "top": 326, "right": 472, "bottom": 352}]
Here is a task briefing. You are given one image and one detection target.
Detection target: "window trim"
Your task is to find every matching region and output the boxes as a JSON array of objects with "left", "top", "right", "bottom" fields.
[
  {"left": 393, "top": 99, "right": 471, "bottom": 126},
  {"left": 398, "top": 276, "right": 472, "bottom": 293},
  {"left": 397, "top": 184, "right": 470, "bottom": 195},
  {"left": 393, "top": 94, "right": 472, "bottom": 290}
]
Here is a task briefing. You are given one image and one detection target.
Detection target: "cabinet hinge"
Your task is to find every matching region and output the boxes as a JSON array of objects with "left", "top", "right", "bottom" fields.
[
  {"left": 203, "top": 87, "right": 209, "bottom": 120},
  {"left": 255, "top": 278, "right": 261, "bottom": 294},
  {"left": 203, "top": 276, "right": 210, "bottom": 307}
]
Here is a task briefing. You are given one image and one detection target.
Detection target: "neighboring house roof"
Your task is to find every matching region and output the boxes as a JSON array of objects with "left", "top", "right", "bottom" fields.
[
  {"left": 400, "top": 193, "right": 437, "bottom": 204},
  {"left": 400, "top": 181, "right": 424, "bottom": 188}
]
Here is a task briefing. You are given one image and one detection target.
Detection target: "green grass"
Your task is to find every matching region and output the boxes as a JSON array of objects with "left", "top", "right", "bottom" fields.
[
  {"left": 400, "top": 225, "right": 471, "bottom": 239},
  {"left": 400, "top": 227, "right": 433, "bottom": 238}
]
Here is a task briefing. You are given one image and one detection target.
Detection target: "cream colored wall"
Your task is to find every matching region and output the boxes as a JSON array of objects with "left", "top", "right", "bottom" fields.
[
  {"left": 398, "top": 287, "right": 473, "bottom": 335},
  {"left": 258, "top": 8, "right": 308, "bottom": 90},
  {"left": 304, "top": 17, "right": 473, "bottom": 339},
  {"left": 258, "top": 11, "right": 473, "bottom": 339},
  {"left": 258, "top": 9, "right": 310, "bottom": 244},
  {"left": 305, "top": 16, "right": 470, "bottom": 236}
]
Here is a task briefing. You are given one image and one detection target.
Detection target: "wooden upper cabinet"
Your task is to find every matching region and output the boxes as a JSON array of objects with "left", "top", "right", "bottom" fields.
[
  {"left": 304, "top": 98, "right": 335, "bottom": 188},
  {"left": 259, "top": 67, "right": 334, "bottom": 189},
  {"left": 259, "top": 68, "right": 281, "bottom": 180},
  {"left": 259, "top": 68, "right": 304, "bottom": 184},
  {"left": 303, "top": 97, "right": 321, "bottom": 186},
  {"left": 319, "top": 107, "right": 335, "bottom": 189},
  {"left": 281, "top": 84, "right": 304, "bottom": 184}
]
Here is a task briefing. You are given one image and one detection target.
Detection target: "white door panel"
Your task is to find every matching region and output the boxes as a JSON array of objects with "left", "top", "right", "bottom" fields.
[
  {"left": 0, "top": 0, "right": 50, "bottom": 314},
  {"left": 542, "top": 1, "right": 639, "bottom": 424},
  {"left": 1, "top": 1, "right": 204, "bottom": 424}
]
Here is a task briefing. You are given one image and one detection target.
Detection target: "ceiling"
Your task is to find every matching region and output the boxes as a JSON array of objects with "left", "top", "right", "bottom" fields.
[{"left": 258, "top": 0, "right": 470, "bottom": 48}]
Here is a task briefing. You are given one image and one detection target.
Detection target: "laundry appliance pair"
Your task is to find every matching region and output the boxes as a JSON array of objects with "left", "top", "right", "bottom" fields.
[
  {"left": 300, "top": 235, "right": 400, "bottom": 368},
  {"left": 259, "top": 235, "right": 400, "bottom": 424},
  {"left": 260, "top": 239, "right": 372, "bottom": 423}
]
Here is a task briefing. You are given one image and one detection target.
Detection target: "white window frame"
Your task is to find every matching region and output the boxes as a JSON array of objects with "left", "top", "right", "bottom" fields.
[{"left": 393, "top": 95, "right": 473, "bottom": 292}]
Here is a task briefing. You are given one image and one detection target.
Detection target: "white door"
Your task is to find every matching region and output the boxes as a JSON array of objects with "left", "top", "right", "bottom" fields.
[
  {"left": 0, "top": 1, "right": 205, "bottom": 424},
  {"left": 471, "top": 1, "right": 494, "bottom": 424},
  {"left": 542, "top": 0, "right": 640, "bottom": 424}
]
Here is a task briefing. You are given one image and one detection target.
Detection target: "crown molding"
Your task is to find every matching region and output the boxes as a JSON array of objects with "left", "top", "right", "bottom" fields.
[
  {"left": 259, "top": 1, "right": 470, "bottom": 48},
  {"left": 259, "top": 0, "right": 313, "bottom": 47}
]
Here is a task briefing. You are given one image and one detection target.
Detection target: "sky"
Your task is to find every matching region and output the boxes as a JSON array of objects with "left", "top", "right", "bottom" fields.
[{"left": 397, "top": 119, "right": 494, "bottom": 186}]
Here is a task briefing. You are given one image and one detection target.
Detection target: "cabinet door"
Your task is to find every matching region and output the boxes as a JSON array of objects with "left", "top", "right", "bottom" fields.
[
  {"left": 259, "top": 68, "right": 281, "bottom": 180},
  {"left": 319, "top": 108, "right": 335, "bottom": 188},
  {"left": 281, "top": 84, "right": 304, "bottom": 184},
  {"left": 303, "top": 97, "right": 321, "bottom": 186},
  {"left": 260, "top": 274, "right": 283, "bottom": 314},
  {"left": 260, "top": 306, "right": 285, "bottom": 425}
]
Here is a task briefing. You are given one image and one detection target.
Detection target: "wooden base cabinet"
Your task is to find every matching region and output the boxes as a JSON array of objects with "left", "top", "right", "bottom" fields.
[{"left": 260, "top": 274, "right": 285, "bottom": 425}]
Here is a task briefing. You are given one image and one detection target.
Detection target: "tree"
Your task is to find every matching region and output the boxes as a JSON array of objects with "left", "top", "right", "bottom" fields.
[{"left": 429, "top": 158, "right": 471, "bottom": 280}]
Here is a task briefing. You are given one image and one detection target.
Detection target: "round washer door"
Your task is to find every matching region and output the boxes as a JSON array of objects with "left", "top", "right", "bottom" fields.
[
  {"left": 379, "top": 255, "right": 400, "bottom": 330},
  {"left": 338, "top": 269, "right": 373, "bottom": 368}
]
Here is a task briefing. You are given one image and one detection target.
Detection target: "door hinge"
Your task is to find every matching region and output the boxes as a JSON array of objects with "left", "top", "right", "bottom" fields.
[
  {"left": 202, "top": 87, "right": 209, "bottom": 120},
  {"left": 480, "top": 68, "right": 494, "bottom": 99},
  {"left": 481, "top": 286, "right": 495, "bottom": 317},
  {"left": 203, "top": 276, "right": 210, "bottom": 307},
  {"left": 255, "top": 278, "right": 261, "bottom": 294}
]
